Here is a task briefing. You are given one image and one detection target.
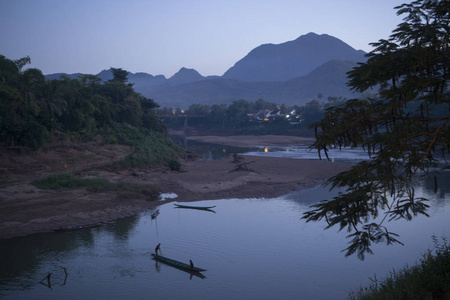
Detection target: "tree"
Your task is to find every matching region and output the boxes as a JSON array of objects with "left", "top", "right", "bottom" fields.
[
  {"left": 185, "top": 103, "right": 210, "bottom": 115},
  {"left": 208, "top": 104, "right": 228, "bottom": 129},
  {"left": 301, "top": 99, "right": 324, "bottom": 126},
  {"left": 227, "top": 99, "right": 252, "bottom": 129},
  {"left": 0, "top": 55, "right": 49, "bottom": 148},
  {"left": 253, "top": 99, "right": 277, "bottom": 111},
  {"left": 302, "top": 0, "right": 450, "bottom": 260},
  {"left": 110, "top": 67, "right": 129, "bottom": 84},
  {"left": 185, "top": 103, "right": 210, "bottom": 127}
]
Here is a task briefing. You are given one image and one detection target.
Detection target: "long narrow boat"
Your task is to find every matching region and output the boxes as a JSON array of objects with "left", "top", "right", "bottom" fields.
[
  {"left": 174, "top": 204, "right": 216, "bottom": 210},
  {"left": 151, "top": 254, "right": 207, "bottom": 272}
]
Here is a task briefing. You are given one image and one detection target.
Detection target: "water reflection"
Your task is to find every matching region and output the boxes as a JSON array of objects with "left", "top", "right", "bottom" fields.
[
  {"left": 1, "top": 143, "right": 449, "bottom": 299},
  {"left": 245, "top": 145, "right": 370, "bottom": 162},
  {"left": 101, "top": 214, "right": 139, "bottom": 241},
  {"left": 420, "top": 172, "right": 449, "bottom": 201},
  {"left": 39, "top": 266, "right": 68, "bottom": 289},
  {"left": 0, "top": 214, "right": 141, "bottom": 296},
  {"left": 0, "top": 188, "right": 448, "bottom": 299},
  {"left": 169, "top": 135, "right": 257, "bottom": 161}
]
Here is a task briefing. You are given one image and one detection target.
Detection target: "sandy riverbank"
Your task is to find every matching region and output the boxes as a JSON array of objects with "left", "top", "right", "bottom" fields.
[{"left": 0, "top": 135, "right": 349, "bottom": 239}]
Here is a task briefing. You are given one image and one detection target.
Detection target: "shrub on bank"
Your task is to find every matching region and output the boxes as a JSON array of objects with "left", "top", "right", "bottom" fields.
[
  {"left": 33, "top": 173, "right": 159, "bottom": 199},
  {"left": 168, "top": 159, "right": 181, "bottom": 171},
  {"left": 111, "top": 123, "right": 182, "bottom": 168},
  {"left": 33, "top": 173, "right": 108, "bottom": 190},
  {"left": 348, "top": 237, "right": 450, "bottom": 300}
]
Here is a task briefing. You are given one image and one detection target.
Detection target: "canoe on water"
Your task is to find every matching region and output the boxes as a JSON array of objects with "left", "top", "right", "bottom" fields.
[
  {"left": 151, "top": 254, "right": 207, "bottom": 273},
  {"left": 174, "top": 204, "right": 216, "bottom": 210}
]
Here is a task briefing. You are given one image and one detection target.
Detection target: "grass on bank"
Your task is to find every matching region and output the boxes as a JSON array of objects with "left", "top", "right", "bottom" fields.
[
  {"left": 348, "top": 236, "right": 450, "bottom": 300},
  {"left": 109, "top": 123, "right": 182, "bottom": 168},
  {"left": 33, "top": 173, "right": 159, "bottom": 199}
]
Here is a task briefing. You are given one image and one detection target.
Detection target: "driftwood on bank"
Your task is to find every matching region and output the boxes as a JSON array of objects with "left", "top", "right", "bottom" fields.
[
  {"left": 232, "top": 153, "right": 244, "bottom": 163},
  {"left": 40, "top": 272, "right": 52, "bottom": 287},
  {"left": 39, "top": 266, "right": 68, "bottom": 288},
  {"left": 230, "top": 161, "right": 255, "bottom": 172}
]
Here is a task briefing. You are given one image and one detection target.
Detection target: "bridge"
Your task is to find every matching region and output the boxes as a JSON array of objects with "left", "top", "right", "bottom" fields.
[{"left": 155, "top": 114, "right": 207, "bottom": 118}]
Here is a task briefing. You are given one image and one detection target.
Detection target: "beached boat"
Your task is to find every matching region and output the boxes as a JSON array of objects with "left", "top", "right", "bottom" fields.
[
  {"left": 151, "top": 209, "right": 160, "bottom": 219},
  {"left": 151, "top": 254, "right": 207, "bottom": 273},
  {"left": 174, "top": 204, "right": 216, "bottom": 210}
]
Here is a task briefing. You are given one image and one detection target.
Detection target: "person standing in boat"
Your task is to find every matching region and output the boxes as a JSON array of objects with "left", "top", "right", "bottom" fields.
[{"left": 155, "top": 243, "right": 161, "bottom": 256}]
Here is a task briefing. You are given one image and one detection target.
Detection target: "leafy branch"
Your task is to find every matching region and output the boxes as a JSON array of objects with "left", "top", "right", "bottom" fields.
[{"left": 302, "top": 0, "right": 449, "bottom": 260}]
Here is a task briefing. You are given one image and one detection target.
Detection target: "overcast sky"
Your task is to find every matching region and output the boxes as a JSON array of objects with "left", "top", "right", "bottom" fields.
[{"left": 1, "top": 0, "right": 407, "bottom": 78}]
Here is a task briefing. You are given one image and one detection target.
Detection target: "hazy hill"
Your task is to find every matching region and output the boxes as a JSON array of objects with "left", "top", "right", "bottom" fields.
[
  {"left": 45, "top": 32, "right": 367, "bottom": 108},
  {"left": 147, "top": 60, "right": 359, "bottom": 108},
  {"left": 222, "top": 32, "right": 366, "bottom": 82},
  {"left": 167, "top": 67, "right": 205, "bottom": 85},
  {"left": 272, "top": 60, "right": 360, "bottom": 101},
  {"left": 45, "top": 73, "right": 84, "bottom": 80}
]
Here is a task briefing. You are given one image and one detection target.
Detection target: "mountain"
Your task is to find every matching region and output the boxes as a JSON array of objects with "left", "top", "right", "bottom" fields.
[
  {"left": 147, "top": 78, "right": 274, "bottom": 107},
  {"left": 167, "top": 67, "right": 205, "bottom": 85},
  {"left": 95, "top": 69, "right": 167, "bottom": 87},
  {"left": 273, "top": 60, "right": 360, "bottom": 100},
  {"left": 146, "top": 59, "right": 359, "bottom": 108},
  {"left": 45, "top": 32, "right": 367, "bottom": 108},
  {"left": 222, "top": 32, "right": 366, "bottom": 82},
  {"left": 45, "top": 73, "right": 84, "bottom": 80}
]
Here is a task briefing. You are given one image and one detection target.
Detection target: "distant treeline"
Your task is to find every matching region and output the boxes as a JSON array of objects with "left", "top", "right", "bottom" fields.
[
  {"left": 157, "top": 97, "right": 347, "bottom": 136},
  {"left": 0, "top": 55, "right": 180, "bottom": 164}
]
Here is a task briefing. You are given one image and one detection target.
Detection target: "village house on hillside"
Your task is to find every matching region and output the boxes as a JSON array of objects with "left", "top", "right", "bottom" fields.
[{"left": 248, "top": 108, "right": 302, "bottom": 124}]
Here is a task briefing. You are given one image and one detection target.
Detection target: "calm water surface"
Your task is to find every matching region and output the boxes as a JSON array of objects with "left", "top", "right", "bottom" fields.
[
  {"left": 1, "top": 179, "right": 449, "bottom": 300},
  {"left": 1, "top": 143, "right": 449, "bottom": 299}
]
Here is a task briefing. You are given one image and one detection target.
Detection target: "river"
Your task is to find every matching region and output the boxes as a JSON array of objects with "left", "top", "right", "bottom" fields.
[{"left": 1, "top": 143, "right": 449, "bottom": 300}]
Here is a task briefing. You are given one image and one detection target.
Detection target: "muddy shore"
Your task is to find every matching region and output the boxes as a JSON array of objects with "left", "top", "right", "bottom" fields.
[{"left": 0, "top": 135, "right": 350, "bottom": 239}]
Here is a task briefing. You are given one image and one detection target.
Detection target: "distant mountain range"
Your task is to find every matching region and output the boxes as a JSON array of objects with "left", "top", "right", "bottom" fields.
[{"left": 45, "top": 32, "right": 367, "bottom": 108}]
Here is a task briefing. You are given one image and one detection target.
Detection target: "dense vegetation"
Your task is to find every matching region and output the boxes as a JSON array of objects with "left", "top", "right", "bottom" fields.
[
  {"left": 0, "top": 56, "right": 180, "bottom": 165},
  {"left": 303, "top": 0, "right": 449, "bottom": 259},
  {"left": 349, "top": 237, "right": 450, "bottom": 300},
  {"left": 157, "top": 96, "right": 346, "bottom": 136}
]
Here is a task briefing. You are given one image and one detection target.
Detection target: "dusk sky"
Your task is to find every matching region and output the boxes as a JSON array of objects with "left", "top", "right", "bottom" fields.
[{"left": 1, "top": 0, "right": 407, "bottom": 78}]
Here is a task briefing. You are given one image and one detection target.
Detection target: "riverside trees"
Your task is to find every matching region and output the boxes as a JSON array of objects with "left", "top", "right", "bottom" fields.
[
  {"left": 159, "top": 98, "right": 329, "bottom": 135},
  {"left": 0, "top": 57, "right": 177, "bottom": 163},
  {"left": 302, "top": 0, "right": 449, "bottom": 259}
]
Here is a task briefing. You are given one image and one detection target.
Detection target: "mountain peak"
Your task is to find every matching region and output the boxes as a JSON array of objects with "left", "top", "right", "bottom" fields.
[
  {"left": 168, "top": 67, "right": 204, "bottom": 85},
  {"left": 222, "top": 33, "right": 366, "bottom": 82}
]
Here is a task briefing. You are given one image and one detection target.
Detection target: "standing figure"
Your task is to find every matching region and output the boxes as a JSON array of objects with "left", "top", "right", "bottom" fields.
[{"left": 155, "top": 243, "right": 161, "bottom": 256}]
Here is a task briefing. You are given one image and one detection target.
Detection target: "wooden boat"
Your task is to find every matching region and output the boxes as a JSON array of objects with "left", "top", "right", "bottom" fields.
[
  {"left": 174, "top": 204, "right": 216, "bottom": 210},
  {"left": 151, "top": 209, "right": 160, "bottom": 219},
  {"left": 151, "top": 254, "right": 207, "bottom": 273}
]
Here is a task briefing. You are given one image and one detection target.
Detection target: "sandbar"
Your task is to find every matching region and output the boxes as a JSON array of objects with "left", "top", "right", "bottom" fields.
[{"left": 0, "top": 135, "right": 350, "bottom": 239}]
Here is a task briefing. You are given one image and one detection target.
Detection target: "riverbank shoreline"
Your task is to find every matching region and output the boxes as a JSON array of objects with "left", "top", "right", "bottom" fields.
[{"left": 0, "top": 135, "right": 350, "bottom": 239}]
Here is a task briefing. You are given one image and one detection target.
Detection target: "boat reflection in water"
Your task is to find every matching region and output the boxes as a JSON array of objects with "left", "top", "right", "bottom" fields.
[{"left": 152, "top": 254, "right": 206, "bottom": 279}]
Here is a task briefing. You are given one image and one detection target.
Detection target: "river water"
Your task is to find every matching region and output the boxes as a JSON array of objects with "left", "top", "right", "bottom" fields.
[{"left": 1, "top": 144, "right": 449, "bottom": 300}]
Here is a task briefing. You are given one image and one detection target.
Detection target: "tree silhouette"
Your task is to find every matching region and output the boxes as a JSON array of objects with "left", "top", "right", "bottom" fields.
[{"left": 303, "top": 0, "right": 450, "bottom": 260}]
